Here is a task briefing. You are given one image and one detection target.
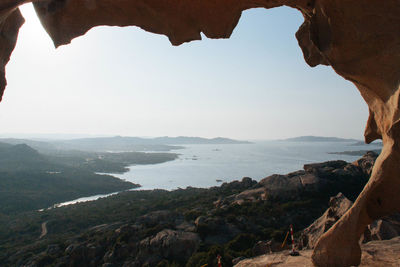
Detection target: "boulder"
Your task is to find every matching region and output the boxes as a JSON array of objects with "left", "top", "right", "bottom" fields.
[
  {"left": 138, "top": 229, "right": 200, "bottom": 264},
  {"left": 259, "top": 174, "right": 303, "bottom": 200},
  {"left": 258, "top": 153, "right": 378, "bottom": 202},
  {"left": 303, "top": 161, "right": 348, "bottom": 176},
  {"left": 300, "top": 193, "right": 353, "bottom": 249},
  {"left": 363, "top": 213, "right": 400, "bottom": 243},
  {"left": 231, "top": 187, "right": 267, "bottom": 205},
  {"left": 300, "top": 192, "right": 400, "bottom": 249},
  {"left": 252, "top": 240, "right": 272, "bottom": 256},
  {"left": 353, "top": 151, "right": 379, "bottom": 176},
  {"left": 176, "top": 221, "right": 196, "bottom": 232},
  {"left": 220, "top": 177, "right": 258, "bottom": 191}
]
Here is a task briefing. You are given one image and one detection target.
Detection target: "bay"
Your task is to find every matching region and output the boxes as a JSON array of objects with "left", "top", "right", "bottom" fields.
[
  {"left": 53, "top": 140, "right": 380, "bottom": 207},
  {"left": 110, "top": 140, "right": 379, "bottom": 190}
]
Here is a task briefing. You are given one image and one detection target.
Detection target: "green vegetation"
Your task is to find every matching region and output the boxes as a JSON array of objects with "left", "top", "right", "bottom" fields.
[
  {"left": 46, "top": 150, "right": 179, "bottom": 173},
  {"left": 0, "top": 170, "right": 134, "bottom": 214},
  {"left": 0, "top": 175, "right": 366, "bottom": 266},
  {"left": 0, "top": 142, "right": 178, "bottom": 214}
]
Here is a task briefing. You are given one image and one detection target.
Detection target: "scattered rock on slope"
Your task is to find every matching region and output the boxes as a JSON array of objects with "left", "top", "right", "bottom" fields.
[
  {"left": 254, "top": 151, "right": 378, "bottom": 201},
  {"left": 138, "top": 229, "right": 201, "bottom": 265}
]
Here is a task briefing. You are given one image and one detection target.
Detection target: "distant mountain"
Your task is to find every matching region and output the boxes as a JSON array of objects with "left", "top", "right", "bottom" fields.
[
  {"left": 0, "top": 143, "right": 48, "bottom": 171},
  {"left": 51, "top": 136, "right": 250, "bottom": 152},
  {"left": 0, "top": 137, "right": 181, "bottom": 153},
  {"left": 0, "top": 136, "right": 250, "bottom": 153},
  {"left": 0, "top": 138, "right": 57, "bottom": 153},
  {"left": 283, "top": 136, "right": 359, "bottom": 142},
  {"left": 151, "top": 136, "right": 250, "bottom": 144},
  {"left": 0, "top": 141, "right": 12, "bottom": 149},
  {"left": 350, "top": 140, "right": 383, "bottom": 146}
]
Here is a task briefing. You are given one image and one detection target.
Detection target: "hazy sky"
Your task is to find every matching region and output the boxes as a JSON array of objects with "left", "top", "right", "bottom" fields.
[{"left": 0, "top": 4, "right": 368, "bottom": 140}]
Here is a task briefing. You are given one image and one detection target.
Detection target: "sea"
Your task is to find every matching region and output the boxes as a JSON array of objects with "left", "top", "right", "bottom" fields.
[{"left": 54, "top": 140, "right": 380, "bottom": 207}]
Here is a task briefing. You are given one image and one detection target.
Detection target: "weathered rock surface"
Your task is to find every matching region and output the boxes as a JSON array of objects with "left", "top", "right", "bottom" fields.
[
  {"left": 352, "top": 151, "right": 377, "bottom": 176},
  {"left": 209, "top": 153, "right": 376, "bottom": 211},
  {"left": 256, "top": 151, "right": 377, "bottom": 201},
  {"left": 138, "top": 229, "right": 200, "bottom": 264},
  {"left": 234, "top": 236, "right": 400, "bottom": 267},
  {"left": 364, "top": 213, "right": 400, "bottom": 243},
  {"left": 1, "top": 2, "right": 400, "bottom": 265},
  {"left": 49, "top": 220, "right": 201, "bottom": 266},
  {"left": 252, "top": 240, "right": 272, "bottom": 256},
  {"left": 300, "top": 192, "right": 400, "bottom": 249},
  {"left": 300, "top": 192, "right": 353, "bottom": 249}
]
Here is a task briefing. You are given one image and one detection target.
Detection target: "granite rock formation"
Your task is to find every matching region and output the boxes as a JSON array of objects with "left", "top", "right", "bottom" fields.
[
  {"left": 300, "top": 192, "right": 400, "bottom": 249},
  {"left": 234, "top": 237, "right": 400, "bottom": 267},
  {"left": 300, "top": 192, "right": 353, "bottom": 249},
  {"left": 1, "top": 1, "right": 400, "bottom": 266},
  {"left": 257, "top": 151, "right": 376, "bottom": 201}
]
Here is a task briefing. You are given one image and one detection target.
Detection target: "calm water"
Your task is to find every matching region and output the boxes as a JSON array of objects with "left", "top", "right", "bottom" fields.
[
  {"left": 52, "top": 140, "right": 380, "bottom": 207},
  {"left": 110, "top": 141, "right": 379, "bottom": 190}
]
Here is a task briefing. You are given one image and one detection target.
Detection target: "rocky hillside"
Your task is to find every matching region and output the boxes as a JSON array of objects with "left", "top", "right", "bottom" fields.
[{"left": 3, "top": 151, "right": 397, "bottom": 267}]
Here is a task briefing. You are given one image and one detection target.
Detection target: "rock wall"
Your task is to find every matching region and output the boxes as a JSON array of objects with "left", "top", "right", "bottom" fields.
[
  {"left": 1, "top": 1, "right": 400, "bottom": 266},
  {"left": 300, "top": 192, "right": 400, "bottom": 249}
]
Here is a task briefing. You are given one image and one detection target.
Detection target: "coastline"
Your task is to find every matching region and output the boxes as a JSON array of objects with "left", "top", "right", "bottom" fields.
[{"left": 2, "top": 151, "right": 379, "bottom": 266}]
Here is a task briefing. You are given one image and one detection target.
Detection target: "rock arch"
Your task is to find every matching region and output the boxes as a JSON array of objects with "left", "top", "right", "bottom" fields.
[{"left": 1, "top": 1, "right": 399, "bottom": 266}]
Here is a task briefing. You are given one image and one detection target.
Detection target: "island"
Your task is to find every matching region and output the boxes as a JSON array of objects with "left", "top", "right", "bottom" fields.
[{"left": 283, "top": 136, "right": 359, "bottom": 142}]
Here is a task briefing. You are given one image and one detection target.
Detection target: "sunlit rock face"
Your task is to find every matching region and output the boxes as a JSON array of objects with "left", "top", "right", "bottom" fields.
[{"left": 1, "top": 0, "right": 400, "bottom": 266}]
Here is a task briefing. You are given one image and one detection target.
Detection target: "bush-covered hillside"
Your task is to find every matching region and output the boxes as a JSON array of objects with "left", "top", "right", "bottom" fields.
[
  {"left": 0, "top": 142, "right": 178, "bottom": 214},
  {"left": 0, "top": 152, "right": 377, "bottom": 267}
]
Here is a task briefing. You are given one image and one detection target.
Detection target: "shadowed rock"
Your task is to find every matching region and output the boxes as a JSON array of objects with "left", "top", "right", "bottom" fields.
[
  {"left": 138, "top": 229, "right": 201, "bottom": 264},
  {"left": 0, "top": 7, "right": 24, "bottom": 101},
  {"left": 300, "top": 192, "right": 400, "bottom": 250},
  {"left": 258, "top": 152, "right": 376, "bottom": 201},
  {"left": 1, "top": 1, "right": 400, "bottom": 266},
  {"left": 300, "top": 192, "right": 353, "bottom": 249}
]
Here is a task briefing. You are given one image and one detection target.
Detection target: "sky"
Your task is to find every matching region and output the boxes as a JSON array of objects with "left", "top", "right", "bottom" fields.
[{"left": 0, "top": 4, "right": 368, "bottom": 140}]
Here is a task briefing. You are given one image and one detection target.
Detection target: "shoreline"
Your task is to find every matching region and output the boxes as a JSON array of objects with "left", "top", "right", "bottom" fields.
[{"left": 42, "top": 142, "right": 379, "bottom": 210}]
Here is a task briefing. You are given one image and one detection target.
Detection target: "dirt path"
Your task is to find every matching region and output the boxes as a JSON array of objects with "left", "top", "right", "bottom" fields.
[{"left": 39, "top": 221, "right": 48, "bottom": 239}]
